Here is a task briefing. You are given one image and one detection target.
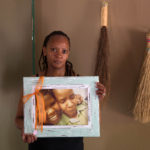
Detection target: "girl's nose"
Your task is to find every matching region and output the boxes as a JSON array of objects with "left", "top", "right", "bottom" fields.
[
  {"left": 46, "top": 108, "right": 55, "bottom": 116},
  {"left": 67, "top": 99, "right": 74, "bottom": 107},
  {"left": 55, "top": 49, "right": 62, "bottom": 58}
]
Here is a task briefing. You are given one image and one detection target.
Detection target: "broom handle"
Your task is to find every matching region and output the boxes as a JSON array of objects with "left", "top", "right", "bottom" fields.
[
  {"left": 146, "top": 33, "right": 150, "bottom": 50},
  {"left": 100, "top": 1, "right": 108, "bottom": 27},
  {"left": 32, "top": 0, "right": 36, "bottom": 74}
]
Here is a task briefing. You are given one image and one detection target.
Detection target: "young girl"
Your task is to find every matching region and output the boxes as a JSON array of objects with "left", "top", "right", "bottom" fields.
[{"left": 15, "top": 31, "right": 106, "bottom": 150}]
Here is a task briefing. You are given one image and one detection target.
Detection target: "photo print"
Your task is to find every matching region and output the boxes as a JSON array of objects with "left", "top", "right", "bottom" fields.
[{"left": 35, "top": 86, "right": 90, "bottom": 128}]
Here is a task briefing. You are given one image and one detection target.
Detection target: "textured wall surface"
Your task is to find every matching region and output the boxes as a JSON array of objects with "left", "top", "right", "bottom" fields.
[
  {"left": 1, "top": 0, "right": 150, "bottom": 150},
  {"left": 0, "top": 0, "right": 32, "bottom": 150}
]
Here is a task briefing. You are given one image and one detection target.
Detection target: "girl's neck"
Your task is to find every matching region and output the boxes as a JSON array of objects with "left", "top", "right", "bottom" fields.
[{"left": 45, "top": 67, "right": 66, "bottom": 77}]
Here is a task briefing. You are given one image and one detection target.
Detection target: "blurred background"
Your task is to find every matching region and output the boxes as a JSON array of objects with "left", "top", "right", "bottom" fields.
[{"left": 1, "top": 0, "right": 150, "bottom": 150}]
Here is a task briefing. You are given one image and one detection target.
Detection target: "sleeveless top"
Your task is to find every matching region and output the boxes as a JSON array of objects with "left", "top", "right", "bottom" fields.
[{"left": 29, "top": 73, "right": 83, "bottom": 150}]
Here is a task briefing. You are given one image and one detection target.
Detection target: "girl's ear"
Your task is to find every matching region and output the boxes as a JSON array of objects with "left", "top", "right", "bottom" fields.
[{"left": 43, "top": 47, "right": 47, "bottom": 56}]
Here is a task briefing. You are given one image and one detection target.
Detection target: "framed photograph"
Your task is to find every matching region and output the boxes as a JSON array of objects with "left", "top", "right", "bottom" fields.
[{"left": 23, "top": 76, "right": 100, "bottom": 137}]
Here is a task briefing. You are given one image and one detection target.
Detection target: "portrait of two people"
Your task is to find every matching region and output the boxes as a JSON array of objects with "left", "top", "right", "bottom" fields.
[{"left": 38, "top": 88, "right": 88, "bottom": 126}]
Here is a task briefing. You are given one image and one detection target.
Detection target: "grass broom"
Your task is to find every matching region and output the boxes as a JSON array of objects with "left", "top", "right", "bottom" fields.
[
  {"left": 133, "top": 33, "right": 150, "bottom": 123},
  {"left": 95, "top": 1, "right": 110, "bottom": 96}
]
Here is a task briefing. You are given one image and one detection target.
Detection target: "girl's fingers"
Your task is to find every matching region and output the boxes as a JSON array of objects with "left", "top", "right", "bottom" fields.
[
  {"left": 29, "top": 135, "right": 37, "bottom": 143},
  {"left": 32, "top": 135, "right": 36, "bottom": 143},
  {"left": 96, "top": 82, "right": 104, "bottom": 87},
  {"left": 28, "top": 135, "right": 32, "bottom": 143},
  {"left": 22, "top": 134, "right": 37, "bottom": 143},
  {"left": 96, "top": 91, "right": 106, "bottom": 97},
  {"left": 96, "top": 83, "right": 106, "bottom": 93},
  {"left": 96, "top": 82, "right": 106, "bottom": 100},
  {"left": 96, "top": 83, "right": 105, "bottom": 90},
  {"left": 32, "top": 134, "right": 37, "bottom": 142},
  {"left": 34, "top": 135, "right": 37, "bottom": 141},
  {"left": 22, "top": 134, "right": 26, "bottom": 142},
  {"left": 96, "top": 91, "right": 104, "bottom": 95}
]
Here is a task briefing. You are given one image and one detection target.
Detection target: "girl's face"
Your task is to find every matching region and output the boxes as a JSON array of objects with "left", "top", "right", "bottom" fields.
[
  {"left": 43, "top": 35, "right": 70, "bottom": 70},
  {"left": 53, "top": 89, "right": 77, "bottom": 118},
  {"left": 39, "top": 89, "right": 61, "bottom": 125}
]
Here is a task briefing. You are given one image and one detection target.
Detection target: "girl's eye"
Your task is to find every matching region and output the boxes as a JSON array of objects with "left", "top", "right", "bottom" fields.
[
  {"left": 50, "top": 48, "right": 57, "bottom": 52},
  {"left": 70, "top": 94, "right": 75, "bottom": 99},
  {"left": 60, "top": 99, "right": 65, "bottom": 104},
  {"left": 49, "top": 101, "right": 55, "bottom": 107},
  {"left": 62, "top": 49, "right": 68, "bottom": 54}
]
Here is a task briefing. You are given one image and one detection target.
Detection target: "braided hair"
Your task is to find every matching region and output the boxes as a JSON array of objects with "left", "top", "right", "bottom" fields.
[{"left": 39, "top": 31, "right": 76, "bottom": 76}]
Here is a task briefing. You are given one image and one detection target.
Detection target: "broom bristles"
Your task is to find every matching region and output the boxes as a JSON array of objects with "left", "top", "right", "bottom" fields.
[
  {"left": 95, "top": 26, "right": 110, "bottom": 95},
  {"left": 133, "top": 51, "right": 150, "bottom": 123}
]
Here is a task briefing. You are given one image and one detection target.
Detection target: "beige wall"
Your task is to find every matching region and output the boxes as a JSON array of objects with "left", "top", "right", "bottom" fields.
[
  {"left": 1, "top": 0, "right": 150, "bottom": 150},
  {"left": 0, "top": 0, "right": 32, "bottom": 150}
]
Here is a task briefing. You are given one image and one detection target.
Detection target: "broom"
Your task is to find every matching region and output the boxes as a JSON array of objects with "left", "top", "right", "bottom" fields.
[
  {"left": 133, "top": 33, "right": 150, "bottom": 123},
  {"left": 95, "top": 1, "right": 110, "bottom": 96}
]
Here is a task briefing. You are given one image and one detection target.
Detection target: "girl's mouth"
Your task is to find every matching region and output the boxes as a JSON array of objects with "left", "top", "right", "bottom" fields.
[
  {"left": 48, "top": 114, "right": 58, "bottom": 121},
  {"left": 54, "top": 60, "right": 62, "bottom": 64}
]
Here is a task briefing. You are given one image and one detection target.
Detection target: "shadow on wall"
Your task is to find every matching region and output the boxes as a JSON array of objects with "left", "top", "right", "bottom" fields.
[{"left": 108, "top": 30, "right": 146, "bottom": 117}]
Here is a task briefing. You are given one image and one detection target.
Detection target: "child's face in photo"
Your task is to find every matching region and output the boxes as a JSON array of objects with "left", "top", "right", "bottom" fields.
[
  {"left": 40, "top": 90, "right": 61, "bottom": 125},
  {"left": 53, "top": 89, "right": 78, "bottom": 118}
]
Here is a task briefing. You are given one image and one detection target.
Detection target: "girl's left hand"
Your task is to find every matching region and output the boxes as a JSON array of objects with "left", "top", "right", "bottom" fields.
[{"left": 96, "top": 82, "right": 106, "bottom": 100}]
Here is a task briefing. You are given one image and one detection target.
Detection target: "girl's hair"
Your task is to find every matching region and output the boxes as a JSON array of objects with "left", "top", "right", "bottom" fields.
[{"left": 39, "top": 31, "right": 76, "bottom": 76}]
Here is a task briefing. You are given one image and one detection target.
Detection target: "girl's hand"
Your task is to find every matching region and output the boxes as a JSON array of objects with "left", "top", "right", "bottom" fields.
[
  {"left": 96, "top": 82, "right": 106, "bottom": 100},
  {"left": 21, "top": 129, "right": 37, "bottom": 143}
]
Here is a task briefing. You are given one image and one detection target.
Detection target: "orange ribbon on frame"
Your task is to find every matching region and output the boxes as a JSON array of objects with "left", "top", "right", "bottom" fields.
[{"left": 23, "top": 76, "right": 46, "bottom": 132}]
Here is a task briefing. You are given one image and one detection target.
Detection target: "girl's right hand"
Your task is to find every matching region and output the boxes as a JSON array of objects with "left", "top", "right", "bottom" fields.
[{"left": 22, "top": 129, "right": 37, "bottom": 143}]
